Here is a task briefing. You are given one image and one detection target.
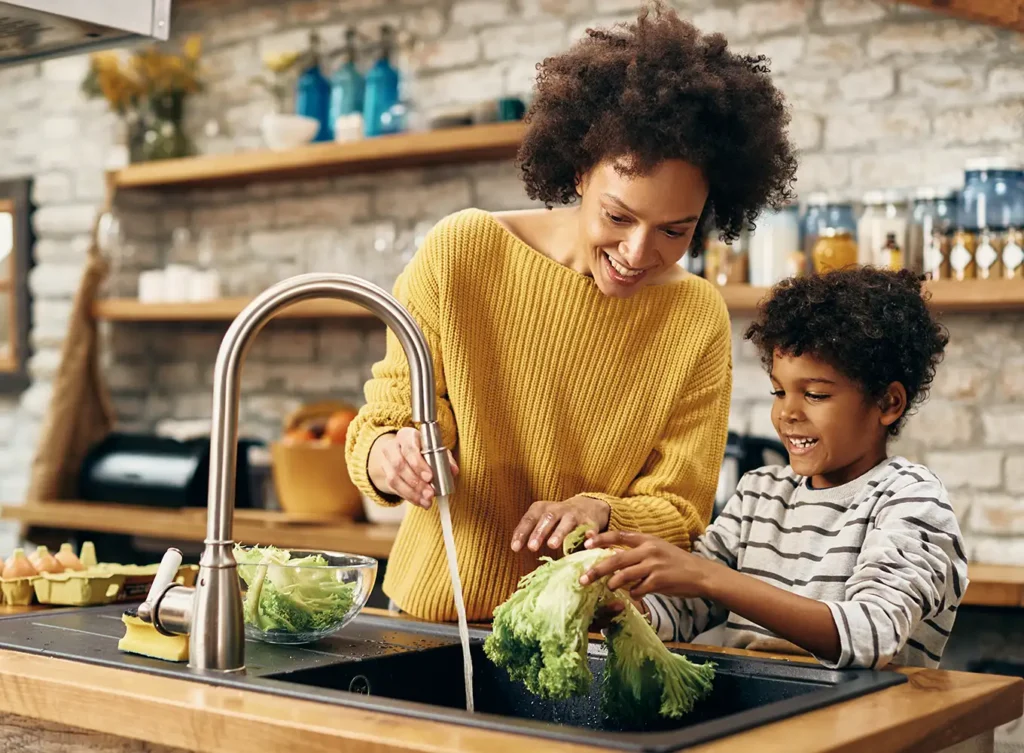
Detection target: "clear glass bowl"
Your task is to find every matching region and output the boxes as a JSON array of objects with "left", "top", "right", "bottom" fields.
[{"left": 236, "top": 548, "right": 378, "bottom": 645}]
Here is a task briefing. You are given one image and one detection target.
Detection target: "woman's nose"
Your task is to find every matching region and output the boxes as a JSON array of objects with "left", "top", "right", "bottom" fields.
[{"left": 619, "top": 229, "right": 654, "bottom": 264}]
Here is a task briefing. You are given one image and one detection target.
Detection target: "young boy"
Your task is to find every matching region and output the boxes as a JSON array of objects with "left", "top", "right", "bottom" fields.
[{"left": 581, "top": 267, "right": 966, "bottom": 670}]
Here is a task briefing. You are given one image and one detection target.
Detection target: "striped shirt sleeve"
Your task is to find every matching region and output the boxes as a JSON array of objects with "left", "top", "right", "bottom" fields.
[
  {"left": 643, "top": 485, "right": 745, "bottom": 642},
  {"left": 818, "top": 477, "right": 968, "bottom": 670}
]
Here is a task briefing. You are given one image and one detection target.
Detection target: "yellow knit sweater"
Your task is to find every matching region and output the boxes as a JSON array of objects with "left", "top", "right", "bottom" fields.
[{"left": 345, "top": 208, "right": 733, "bottom": 622}]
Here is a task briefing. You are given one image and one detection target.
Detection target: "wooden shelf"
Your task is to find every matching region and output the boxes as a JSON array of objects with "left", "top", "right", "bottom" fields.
[
  {"left": 719, "top": 279, "right": 1024, "bottom": 315},
  {"left": 95, "top": 279, "right": 1024, "bottom": 323},
  {"left": 92, "top": 297, "right": 381, "bottom": 322},
  {"left": 112, "top": 121, "right": 526, "bottom": 190},
  {"left": 0, "top": 501, "right": 398, "bottom": 560}
]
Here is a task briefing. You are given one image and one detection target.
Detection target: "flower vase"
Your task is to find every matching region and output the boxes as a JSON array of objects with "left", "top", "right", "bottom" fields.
[{"left": 139, "top": 92, "right": 195, "bottom": 162}]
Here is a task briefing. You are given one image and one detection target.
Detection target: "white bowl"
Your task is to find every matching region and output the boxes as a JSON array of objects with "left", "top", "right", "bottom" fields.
[
  {"left": 260, "top": 113, "right": 319, "bottom": 151},
  {"left": 362, "top": 495, "right": 408, "bottom": 524}
]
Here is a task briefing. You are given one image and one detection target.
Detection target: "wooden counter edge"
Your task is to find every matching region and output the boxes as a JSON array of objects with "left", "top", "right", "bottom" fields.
[{"left": 0, "top": 642, "right": 1020, "bottom": 753}]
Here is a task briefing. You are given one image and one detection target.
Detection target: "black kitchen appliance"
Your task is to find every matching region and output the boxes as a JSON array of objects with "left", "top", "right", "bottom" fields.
[
  {"left": 77, "top": 432, "right": 262, "bottom": 509},
  {"left": 713, "top": 431, "right": 788, "bottom": 520}
]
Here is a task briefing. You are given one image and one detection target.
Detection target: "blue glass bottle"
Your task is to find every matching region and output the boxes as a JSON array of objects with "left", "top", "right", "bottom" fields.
[
  {"left": 295, "top": 31, "right": 333, "bottom": 142},
  {"left": 363, "top": 24, "right": 401, "bottom": 138},
  {"left": 329, "top": 27, "right": 364, "bottom": 130}
]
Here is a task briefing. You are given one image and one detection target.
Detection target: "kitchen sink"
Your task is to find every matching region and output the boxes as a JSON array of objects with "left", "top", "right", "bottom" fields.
[{"left": 0, "top": 606, "right": 907, "bottom": 752}]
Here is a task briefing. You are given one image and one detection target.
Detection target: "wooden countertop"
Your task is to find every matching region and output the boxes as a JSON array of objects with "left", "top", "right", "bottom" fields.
[{"left": 0, "top": 609, "right": 1020, "bottom": 753}]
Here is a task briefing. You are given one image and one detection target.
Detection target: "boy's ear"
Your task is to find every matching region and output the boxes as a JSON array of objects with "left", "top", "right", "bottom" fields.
[{"left": 878, "top": 382, "right": 908, "bottom": 428}]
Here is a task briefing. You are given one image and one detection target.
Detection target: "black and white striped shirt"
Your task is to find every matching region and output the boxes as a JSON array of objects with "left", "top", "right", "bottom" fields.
[{"left": 644, "top": 457, "right": 968, "bottom": 669}]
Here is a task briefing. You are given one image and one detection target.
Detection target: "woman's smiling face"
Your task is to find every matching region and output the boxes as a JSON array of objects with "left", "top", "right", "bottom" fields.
[{"left": 577, "top": 158, "right": 708, "bottom": 298}]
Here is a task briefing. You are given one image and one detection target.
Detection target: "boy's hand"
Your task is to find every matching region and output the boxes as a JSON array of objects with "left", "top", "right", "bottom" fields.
[{"left": 579, "top": 530, "right": 713, "bottom": 599}]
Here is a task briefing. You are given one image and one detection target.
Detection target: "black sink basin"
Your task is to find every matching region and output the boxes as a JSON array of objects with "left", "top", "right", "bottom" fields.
[
  {"left": 0, "top": 607, "right": 907, "bottom": 752},
  {"left": 263, "top": 638, "right": 906, "bottom": 751}
]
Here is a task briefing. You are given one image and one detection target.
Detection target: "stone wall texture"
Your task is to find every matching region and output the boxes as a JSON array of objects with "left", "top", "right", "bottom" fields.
[{"left": 1, "top": 0, "right": 1023, "bottom": 559}]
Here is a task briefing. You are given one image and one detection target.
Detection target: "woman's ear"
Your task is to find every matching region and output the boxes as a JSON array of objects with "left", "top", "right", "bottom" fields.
[{"left": 878, "top": 382, "right": 908, "bottom": 429}]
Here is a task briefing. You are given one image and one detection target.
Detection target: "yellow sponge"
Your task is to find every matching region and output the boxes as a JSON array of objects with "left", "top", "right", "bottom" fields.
[{"left": 118, "top": 611, "right": 189, "bottom": 662}]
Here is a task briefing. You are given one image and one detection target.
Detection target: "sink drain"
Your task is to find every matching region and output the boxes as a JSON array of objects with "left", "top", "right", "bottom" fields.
[{"left": 348, "top": 675, "right": 371, "bottom": 695}]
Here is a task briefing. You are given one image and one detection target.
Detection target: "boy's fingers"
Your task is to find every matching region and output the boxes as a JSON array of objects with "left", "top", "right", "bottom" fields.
[
  {"left": 580, "top": 548, "right": 644, "bottom": 585},
  {"left": 584, "top": 530, "right": 651, "bottom": 549},
  {"left": 607, "top": 564, "right": 651, "bottom": 592}
]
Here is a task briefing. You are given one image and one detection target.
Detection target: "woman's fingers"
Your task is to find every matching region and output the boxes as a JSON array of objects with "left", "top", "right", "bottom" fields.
[
  {"left": 447, "top": 450, "right": 460, "bottom": 476},
  {"left": 511, "top": 508, "right": 540, "bottom": 552},
  {"left": 547, "top": 515, "right": 583, "bottom": 550},
  {"left": 528, "top": 511, "right": 559, "bottom": 552}
]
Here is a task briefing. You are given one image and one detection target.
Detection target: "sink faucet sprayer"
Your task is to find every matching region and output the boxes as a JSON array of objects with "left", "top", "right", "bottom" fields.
[{"left": 136, "top": 274, "right": 455, "bottom": 673}]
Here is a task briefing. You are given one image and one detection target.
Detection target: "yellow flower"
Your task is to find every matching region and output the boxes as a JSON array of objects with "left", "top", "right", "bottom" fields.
[{"left": 183, "top": 35, "right": 202, "bottom": 62}]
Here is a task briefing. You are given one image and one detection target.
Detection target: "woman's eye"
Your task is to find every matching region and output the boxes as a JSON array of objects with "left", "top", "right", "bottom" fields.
[
  {"left": 663, "top": 228, "right": 684, "bottom": 239},
  {"left": 604, "top": 211, "right": 628, "bottom": 224}
]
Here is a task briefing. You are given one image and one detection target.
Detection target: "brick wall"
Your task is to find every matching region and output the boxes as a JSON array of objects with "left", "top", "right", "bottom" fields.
[{"left": 1, "top": 0, "right": 1024, "bottom": 559}]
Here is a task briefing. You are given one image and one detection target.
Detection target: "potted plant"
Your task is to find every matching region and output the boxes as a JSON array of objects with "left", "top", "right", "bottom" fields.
[
  {"left": 81, "top": 36, "right": 204, "bottom": 163},
  {"left": 251, "top": 49, "right": 320, "bottom": 151}
]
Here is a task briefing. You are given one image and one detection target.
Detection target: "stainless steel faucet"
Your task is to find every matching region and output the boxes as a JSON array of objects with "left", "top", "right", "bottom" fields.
[{"left": 136, "top": 273, "right": 454, "bottom": 672}]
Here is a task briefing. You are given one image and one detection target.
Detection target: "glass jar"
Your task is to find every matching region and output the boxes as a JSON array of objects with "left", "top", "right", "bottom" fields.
[
  {"left": 959, "top": 158, "right": 1024, "bottom": 280},
  {"left": 801, "top": 192, "right": 830, "bottom": 260},
  {"left": 812, "top": 228, "right": 858, "bottom": 273},
  {"left": 857, "top": 190, "right": 908, "bottom": 269},
  {"left": 910, "top": 188, "right": 957, "bottom": 280},
  {"left": 749, "top": 205, "right": 801, "bottom": 286}
]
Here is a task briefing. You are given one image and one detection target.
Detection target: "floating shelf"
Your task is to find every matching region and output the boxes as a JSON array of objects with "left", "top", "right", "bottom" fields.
[
  {"left": 720, "top": 279, "right": 1024, "bottom": 315},
  {"left": 0, "top": 501, "right": 398, "bottom": 560},
  {"left": 92, "top": 297, "right": 380, "bottom": 322},
  {"left": 894, "top": 0, "right": 1024, "bottom": 33},
  {"left": 94, "top": 279, "right": 1024, "bottom": 322},
  {"left": 112, "top": 121, "right": 526, "bottom": 190}
]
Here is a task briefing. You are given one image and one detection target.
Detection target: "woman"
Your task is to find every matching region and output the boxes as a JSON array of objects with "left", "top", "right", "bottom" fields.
[{"left": 345, "top": 2, "right": 797, "bottom": 623}]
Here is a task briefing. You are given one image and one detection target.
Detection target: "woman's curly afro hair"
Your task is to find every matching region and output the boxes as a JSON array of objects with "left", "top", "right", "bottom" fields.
[
  {"left": 517, "top": 1, "right": 797, "bottom": 249},
  {"left": 744, "top": 268, "right": 950, "bottom": 436}
]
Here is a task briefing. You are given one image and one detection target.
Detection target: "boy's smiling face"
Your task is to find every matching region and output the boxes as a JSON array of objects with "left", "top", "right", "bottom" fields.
[{"left": 770, "top": 350, "right": 905, "bottom": 489}]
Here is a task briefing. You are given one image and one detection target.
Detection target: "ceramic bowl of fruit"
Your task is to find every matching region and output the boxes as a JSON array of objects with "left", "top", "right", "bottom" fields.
[
  {"left": 235, "top": 544, "right": 377, "bottom": 645},
  {"left": 270, "top": 400, "right": 363, "bottom": 520}
]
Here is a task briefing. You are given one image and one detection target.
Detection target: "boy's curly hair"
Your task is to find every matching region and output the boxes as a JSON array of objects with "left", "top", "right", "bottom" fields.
[
  {"left": 516, "top": 1, "right": 797, "bottom": 250},
  {"left": 744, "top": 268, "right": 950, "bottom": 436}
]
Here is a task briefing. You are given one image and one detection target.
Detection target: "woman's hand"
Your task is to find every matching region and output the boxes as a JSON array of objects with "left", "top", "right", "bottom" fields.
[
  {"left": 367, "top": 428, "right": 459, "bottom": 509},
  {"left": 511, "top": 495, "right": 611, "bottom": 553},
  {"left": 578, "top": 530, "right": 713, "bottom": 599}
]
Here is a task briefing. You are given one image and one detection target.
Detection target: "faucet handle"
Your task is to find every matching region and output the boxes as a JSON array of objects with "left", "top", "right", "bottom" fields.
[{"left": 145, "top": 548, "right": 183, "bottom": 605}]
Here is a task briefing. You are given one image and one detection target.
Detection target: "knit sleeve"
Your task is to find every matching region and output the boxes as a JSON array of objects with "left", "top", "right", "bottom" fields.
[
  {"left": 818, "top": 476, "right": 968, "bottom": 670},
  {"left": 581, "top": 310, "right": 732, "bottom": 547},
  {"left": 345, "top": 225, "right": 458, "bottom": 507}
]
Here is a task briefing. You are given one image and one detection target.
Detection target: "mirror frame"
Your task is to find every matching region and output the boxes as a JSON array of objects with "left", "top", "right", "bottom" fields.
[{"left": 0, "top": 177, "right": 34, "bottom": 393}]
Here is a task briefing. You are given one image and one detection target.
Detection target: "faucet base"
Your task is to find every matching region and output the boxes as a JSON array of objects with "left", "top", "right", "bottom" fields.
[{"left": 188, "top": 549, "right": 246, "bottom": 673}]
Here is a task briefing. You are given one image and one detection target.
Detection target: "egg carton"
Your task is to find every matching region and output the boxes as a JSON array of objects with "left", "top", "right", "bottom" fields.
[{"left": 0, "top": 564, "right": 199, "bottom": 607}]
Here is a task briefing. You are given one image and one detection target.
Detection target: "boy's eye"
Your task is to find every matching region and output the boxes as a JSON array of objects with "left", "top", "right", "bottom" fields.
[
  {"left": 770, "top": 389, "right": 784, "bottom": 398},
  {"left": 806, "top": 392, "right": 830, "bottom": 401}
]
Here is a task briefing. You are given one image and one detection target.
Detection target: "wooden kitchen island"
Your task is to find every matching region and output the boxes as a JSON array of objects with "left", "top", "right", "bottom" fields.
[{"left": 0, "top": 608, "right": 1020, "bottom": 753}]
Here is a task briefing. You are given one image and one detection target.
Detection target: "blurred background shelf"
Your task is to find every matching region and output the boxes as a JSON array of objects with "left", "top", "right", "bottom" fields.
[
  {"left": 719, "top": 279, "right": 1024, "bottom": 315},
  {"left": 111, "top": 122, "right": 526, "bottom": 190},
  {"left": 95, "top": 280, "right": 1024, "bottom": 322},
  {"left": 92, "top": 297, "right": 380, "bottom": 322},
  {"left": 0, "top": 501, "right": 398, "bottom": 560}
]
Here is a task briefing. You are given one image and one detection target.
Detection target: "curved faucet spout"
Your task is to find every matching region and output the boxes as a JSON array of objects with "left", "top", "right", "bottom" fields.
[{"left": 184, "top": 273, "right": 453, "bottom": 672}]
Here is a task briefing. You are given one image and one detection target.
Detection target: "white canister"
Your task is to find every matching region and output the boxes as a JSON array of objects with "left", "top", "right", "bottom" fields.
[
  {"left": 189, "top": 269, "right": 222, "bottom": 301},
  {"left": 334, "top": 113, "right": 364, "bottom": 143},
  {"left": 137, "top": 269, "right": 166, "bottom": 303},
  {"left": 162, "top": 264, "right": 196, "bottom": 302},
  {"left": 748, "top": 205, "right": 801, "bottom": 287}
]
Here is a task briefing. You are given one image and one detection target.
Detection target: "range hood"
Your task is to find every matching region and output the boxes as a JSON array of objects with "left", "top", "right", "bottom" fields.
[{"left": 0, "top": 0, "right": 171, "bottom": 68}]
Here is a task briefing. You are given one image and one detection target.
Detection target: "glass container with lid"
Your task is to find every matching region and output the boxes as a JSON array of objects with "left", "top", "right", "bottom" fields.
[
  {"left": 958, "top": 157, "right": 1024, "bottom": 280},
  {"left": 749, "top": 204, "right": 801, "bottom": 286},
  {"left": 910, "top": 188, "right": 957, "bottom": 280},
  {"left": 858, "top": 190, "right": 909, "bottom": 269}
]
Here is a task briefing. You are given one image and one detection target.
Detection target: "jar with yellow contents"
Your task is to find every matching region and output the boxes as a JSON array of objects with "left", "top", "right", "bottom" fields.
[{"left": 811, "top": 201, "right": 859, "bottom": 274}]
